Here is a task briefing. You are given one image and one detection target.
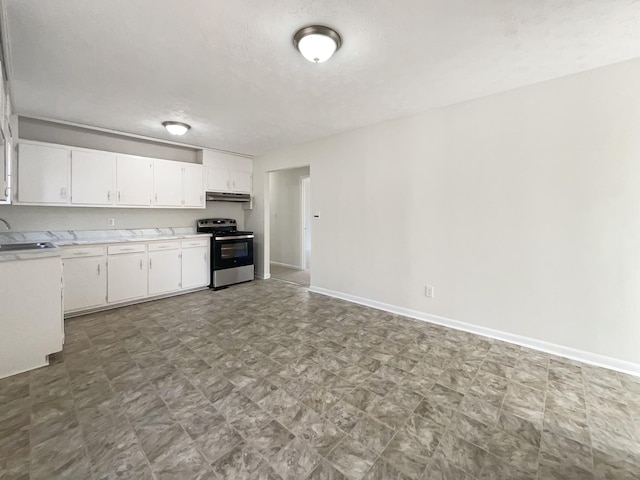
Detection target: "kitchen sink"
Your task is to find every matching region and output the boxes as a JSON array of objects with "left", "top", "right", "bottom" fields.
[{"left": 0, "top": 242, "right": 56, "bottom": 252}]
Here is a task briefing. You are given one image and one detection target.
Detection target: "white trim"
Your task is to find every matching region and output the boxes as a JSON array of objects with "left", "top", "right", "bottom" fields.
[
  {"left": 270, "top": 261, "right": 303, "bottom": 270},
  {"left": 309, "top": 285, "right": 640, "bottom": 378},
  {"left": 256, "top": 273, "right": 271, "bottom": 280},
  {"left": 300, "top": 175, "right": 310, "bottom": 270}
]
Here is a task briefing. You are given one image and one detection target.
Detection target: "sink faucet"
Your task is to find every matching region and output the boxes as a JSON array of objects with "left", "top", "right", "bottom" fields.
[{"left": 0, "top": 218, "right": 10, "bottom": 231}]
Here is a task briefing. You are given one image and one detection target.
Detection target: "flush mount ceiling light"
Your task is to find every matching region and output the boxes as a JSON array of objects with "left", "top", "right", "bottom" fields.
[
  {"left": 162, "top": 121, "right": 191, "bottom": 136},
  {"left": 293, "top": 25, "right": 342, "bottom": 64}
]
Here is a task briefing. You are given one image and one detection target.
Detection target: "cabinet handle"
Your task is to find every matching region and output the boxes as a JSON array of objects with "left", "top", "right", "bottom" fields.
[
  {"left": 97, "top": 264, "right": 101, "bottom": 275},
  {"left": 149, "top": 258, "right": 152, "bottom": 269},
  {"left": 118, "top": 191, "right": 121, "bottom": 202},
  {"left": 72, "top": 251, "right": 89, "bottom": 256},
  {"left": 107, "top": 191, "right": 111, "bottom": 202},
  {"left": 155, "top": 193, "right": 158, "bottom": 203},
  {"left": 139, "top": 259, "right": 143, "bottom": 270},
  {"left": 120, "top": 248, "right": 136, "bottom": 252},
  {"left": 60, "top": 187, "right": 67, "bottom": 199},
  {"left": 232, "top": 181, "right": 236, "bottom": 189}
]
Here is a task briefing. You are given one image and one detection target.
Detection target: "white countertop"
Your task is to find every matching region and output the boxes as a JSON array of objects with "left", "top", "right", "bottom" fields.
[
  {"left": 54, "top": 232, "right": 211, "bottom": 246},
  {"left": 0, "top": 228, "right": 211, "bottom": 261}
]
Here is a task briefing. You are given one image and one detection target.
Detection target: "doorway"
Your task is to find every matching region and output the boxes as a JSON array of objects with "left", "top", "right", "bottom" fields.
[{"left": 268, "top": 166, "right": 310, "bottom": 286}]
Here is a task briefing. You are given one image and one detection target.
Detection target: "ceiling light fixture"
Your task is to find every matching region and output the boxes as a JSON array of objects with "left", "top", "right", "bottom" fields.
[
  {"left": 162, "top": 121, "right": 191, "bottom": 136},
  {"left": 293, "top": 25, "right": 342, "bottom": 64}
]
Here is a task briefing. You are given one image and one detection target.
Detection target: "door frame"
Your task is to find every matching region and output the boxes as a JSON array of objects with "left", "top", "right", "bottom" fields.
[{"left": 300, "top": 175, "right": 311, "bottom": 270}]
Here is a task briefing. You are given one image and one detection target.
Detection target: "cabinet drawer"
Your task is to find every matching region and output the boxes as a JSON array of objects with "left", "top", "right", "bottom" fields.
[
  {"left": 148, "top": 241, "right": 181, "bottom": 252},
  {"left": 107, "top": 244, "right": 147, "bottom": 255},
  {"left": 61, "top": 246, "right": 105, "bottom": 259},
  {"left": 181, "top": 238, "right": 209, "bottom": 248}
]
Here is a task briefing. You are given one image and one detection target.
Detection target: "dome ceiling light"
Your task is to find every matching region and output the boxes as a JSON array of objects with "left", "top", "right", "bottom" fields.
[
  {"left": 162, "top": 121, "right": 191, "bottom": 136},
  {"left": 293, "top": 25, "right": 342, "bottom": 64}
]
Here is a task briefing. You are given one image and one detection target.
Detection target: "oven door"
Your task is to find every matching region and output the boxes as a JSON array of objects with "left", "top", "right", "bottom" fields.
[{"left": 213, "top": 235, "right": 254, "bottom": 270}]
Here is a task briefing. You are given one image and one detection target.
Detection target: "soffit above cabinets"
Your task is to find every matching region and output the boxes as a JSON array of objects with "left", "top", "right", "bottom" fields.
[{"left": 3, "top": 0, "right": 640, "bottom": 156}]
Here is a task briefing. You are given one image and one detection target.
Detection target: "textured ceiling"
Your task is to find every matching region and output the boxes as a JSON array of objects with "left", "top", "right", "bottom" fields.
[{"left": 3, "top": 0, "right": 640, "bottom": 156}]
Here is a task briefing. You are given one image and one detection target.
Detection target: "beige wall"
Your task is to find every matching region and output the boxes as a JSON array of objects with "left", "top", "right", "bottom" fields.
[
  {"left": 269, "top": 166, "right": 310, "bottom": 268},
  {"left": 19, "top": 117, "right": 198, "bottom": 163},
  {"left": 248, "top": 57, "right": 640, "bottom": 367},
  {"left": 0, "top": 202, "right": 244, "bottom": 232}
]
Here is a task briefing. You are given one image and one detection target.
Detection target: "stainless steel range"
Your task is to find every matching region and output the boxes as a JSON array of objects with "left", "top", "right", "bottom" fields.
[{"left": 197, "top": 218, "right": 254, "bottom": 290}]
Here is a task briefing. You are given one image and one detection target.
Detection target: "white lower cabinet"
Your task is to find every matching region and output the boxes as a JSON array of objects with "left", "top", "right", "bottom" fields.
[
  {"left": 148, "top": 242, "right": 182, "bottom": 295},
  {"left": 62, "top": 237, "right": 210, "bottom": 314},
  {"left": 1, "top": 256, "right": 63, "bottom": 379},
  {"left": 62, "top": 247, "right": 107, "bottom": 312},
  {"left": 181, "top": 243, "right": 209, "bottom": 289},
  {"left": 107, "top": 247, "right": 148, "bottom": 303}
]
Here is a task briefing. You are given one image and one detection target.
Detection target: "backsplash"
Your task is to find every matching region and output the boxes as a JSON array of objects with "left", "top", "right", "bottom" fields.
[{"left": 0, "top": 202, "right": 245, "bottom": 232}]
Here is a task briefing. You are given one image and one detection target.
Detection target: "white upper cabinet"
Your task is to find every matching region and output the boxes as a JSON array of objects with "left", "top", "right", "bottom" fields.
[
  {"left": 206, "top": 166, "right": 230, "bottom": 192},
  {"left": 183, "top": 163, "right": 205, "bottom": 208},
  {"left": 17, "top": 143, "right": 70, "bottom": 204},
  {"left": 230, "top": 169, "right": 252, "bottom": 193},
  {"left": 153, "top": 159, "right": 183, "bottom": 207},
  {"left": 116, "top": 155, "right": 153, "bottom": 206},
  {"left": 71, "top": 150, "right": 116, "bottom": 205},
  {"left": 198, "top": 149, "right": 252, "bottom": 194},
  {"left": 15, "top": 140, "right": 206, "bottom": 209}
]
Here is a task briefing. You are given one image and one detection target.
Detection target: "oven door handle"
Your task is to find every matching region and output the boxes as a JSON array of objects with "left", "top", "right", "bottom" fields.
[{"left": 215, "top": 235, "right": 254, "bottom": 240}]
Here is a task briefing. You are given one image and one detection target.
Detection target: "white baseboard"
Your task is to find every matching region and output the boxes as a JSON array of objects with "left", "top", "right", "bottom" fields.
[
  {"left": 256, "top": 273, "right": 271, "bottom": 280},
  {"left": 270, "top": 261, "right": 303, "bottom": 270},
  {"left": 309, "top": 285, "right": 640, "bottom": 377}
]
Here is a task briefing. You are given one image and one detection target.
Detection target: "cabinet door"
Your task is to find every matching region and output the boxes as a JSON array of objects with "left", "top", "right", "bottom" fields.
[
  {"left": 231, "top": 169, "right": 252, "bottom": 193},
  {"left": 63, "top": 257, "right": 107, "bottom": 312},
  {"left": 148, "top": 250, "right": 182, "bottom": 295},
  {"left": 183, "top": 163, "right": 205, "bottom": 208},
  {"left": 18, "top": 143, "right": 70, "bottom": 204},
  {"left": 116, "top": 155, "right": 153, "bottom": 206},
  {"left": 71, "top": 150, "right": 116, "bottom": 205},
  {"left": 206, "top": 166, "right": 231, "bottom": 192},
  {"left": 107, "top": 253, "right": 148, "bottom": 303},
  {"left": 153, "top": 159, "right": 183, "bottom": 207},
  {"left": 181, "top": 247, "right": 209, "bottom": 289}
]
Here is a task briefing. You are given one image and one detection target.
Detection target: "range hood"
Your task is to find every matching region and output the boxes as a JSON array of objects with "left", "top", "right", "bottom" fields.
[{"left": 206, "top": 192, "right": 251, "bottom": 203}]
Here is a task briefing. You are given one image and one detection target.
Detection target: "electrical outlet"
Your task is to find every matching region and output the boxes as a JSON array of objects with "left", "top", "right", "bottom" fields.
[
  {"left": 107, "top": 218, "right": 115, "bottom": 227},
  {"left": 425, "top": 285, "right": 434, "bottom": 298}
]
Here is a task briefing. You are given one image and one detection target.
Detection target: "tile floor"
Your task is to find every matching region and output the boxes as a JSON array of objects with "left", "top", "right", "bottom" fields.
[
  {"left": 1, "top": 280, "right": 639, "bottom": 480},
  {"left": 270, "top": 264, "right": 311, "bottom": 287}
]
